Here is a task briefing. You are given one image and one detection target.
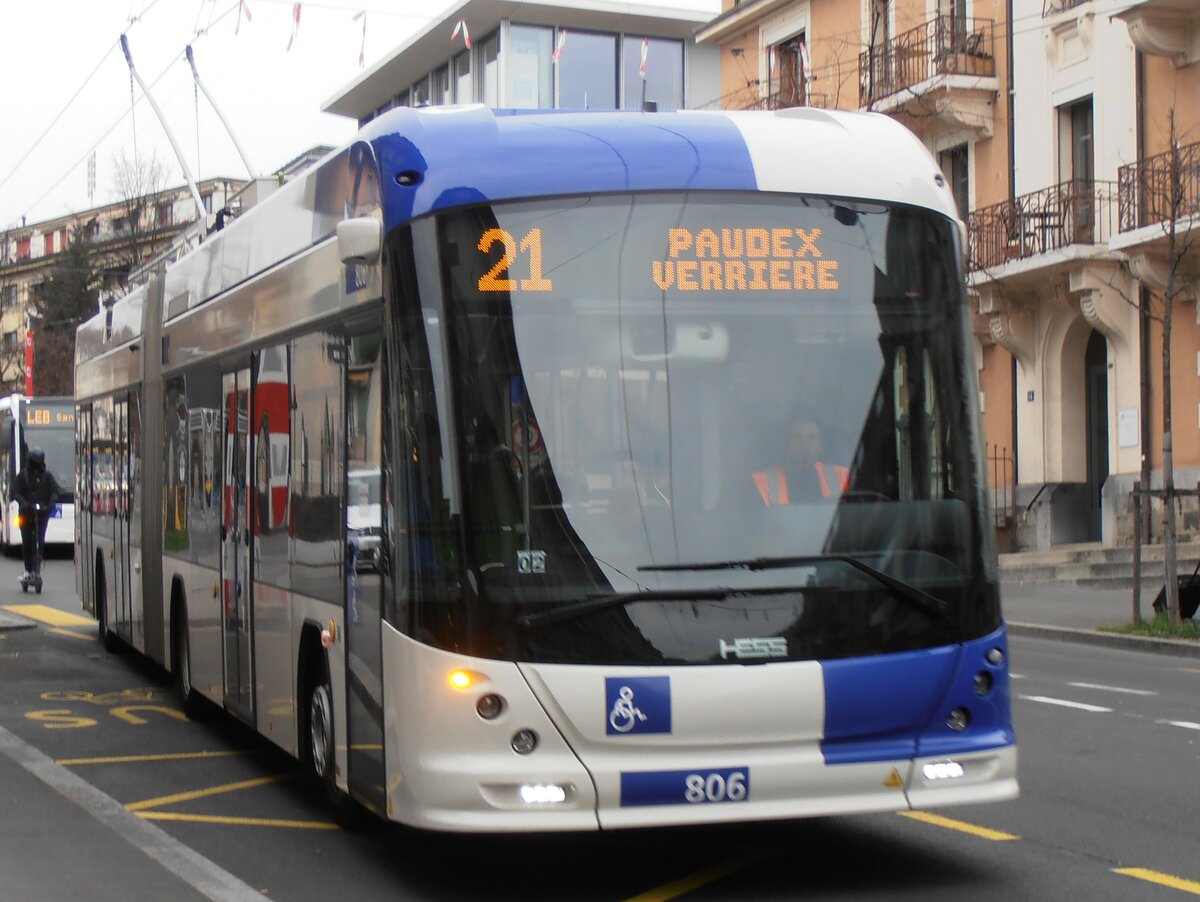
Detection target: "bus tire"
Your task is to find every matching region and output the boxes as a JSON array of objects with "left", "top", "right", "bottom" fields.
[
  {"left": 303, "top": 647, "right": 363, "bottom": 829},
  {"left": 172, "top": 589, "right": 206, "bottom": 720},
  {"left": 95, "top": 562, "right": 120, "bottom": 653}
]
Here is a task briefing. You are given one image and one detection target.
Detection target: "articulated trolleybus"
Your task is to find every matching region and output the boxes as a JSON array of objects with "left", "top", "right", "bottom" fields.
[
  {"left": 0, "top": 394, "right": 75, "bottom": 553},
  {"left": 75, "top": 106, "right": 1017, "bottom": 831}
]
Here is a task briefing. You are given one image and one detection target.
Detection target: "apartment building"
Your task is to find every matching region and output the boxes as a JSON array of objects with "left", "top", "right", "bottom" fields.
[
  {"left": 698, "top": 0, "right": 1199, "bottom": 552},
  {"left": 0, "top": 178, "right": 245, "bottom": 392}
]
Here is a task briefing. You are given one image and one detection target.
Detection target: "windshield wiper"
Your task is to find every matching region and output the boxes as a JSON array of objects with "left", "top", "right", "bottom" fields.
[
  {"left": 639, "top": 555, "right": 947, "bottom": 619},
  {"left": 516, "top": 584, "right": 809, "bottom": 632}
]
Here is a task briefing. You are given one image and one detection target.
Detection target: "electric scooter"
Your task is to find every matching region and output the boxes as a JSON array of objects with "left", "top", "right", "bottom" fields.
[{"left": 19, "top": 504, "right": 44, "bottom": 594}]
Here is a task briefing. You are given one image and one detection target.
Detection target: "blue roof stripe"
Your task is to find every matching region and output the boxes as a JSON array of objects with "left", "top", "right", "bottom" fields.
[{"left": 364, "top": 107, "right": 759, "bottom": 227}]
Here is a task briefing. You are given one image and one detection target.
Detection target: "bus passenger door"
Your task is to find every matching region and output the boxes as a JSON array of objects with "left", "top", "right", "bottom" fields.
[
  {"left": 221, "top": 369, "right": 254, "bottom": 721},
  {"left": 76, "top": 406, "right": 91, "bottom": 608},
  {"left": 113, "top": 396, "right": 133, "bottom": 641},
  {"left": 345, "top": 331, "right": 386, "bottom": 815}
]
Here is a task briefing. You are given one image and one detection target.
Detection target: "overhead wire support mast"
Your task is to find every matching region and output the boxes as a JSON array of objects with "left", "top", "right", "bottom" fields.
[
  {"left": 119, "top": 34, "right": 207, "bottom": 232},
  {"left": 186, "top": 45, "right": 257, "bottom": 179}
]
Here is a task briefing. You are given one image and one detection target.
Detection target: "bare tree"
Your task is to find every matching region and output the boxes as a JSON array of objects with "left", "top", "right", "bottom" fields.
[
  {"left": 1155, "top": 109, "right": 1200, "bottom": 627},
  {"left": 110, "top": 149, "right": 168, "bottom": 274}
]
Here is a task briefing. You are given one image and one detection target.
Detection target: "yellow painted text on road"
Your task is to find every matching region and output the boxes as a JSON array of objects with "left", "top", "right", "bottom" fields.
[
  {"left": 4, "top": 605, "right": 94, "bottom": 627},
  {"left": 898, "top": 810, "right": 1020, "bottom": 841}
]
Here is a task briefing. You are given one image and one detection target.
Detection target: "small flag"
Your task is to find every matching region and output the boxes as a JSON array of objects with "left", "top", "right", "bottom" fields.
[
  {"left": 236, "top": 0, "right": 252, "bottom": 34},
  {"left": 639, "top": 37, "right": 649, "bottom": 79},
  {"left": 769, "top": 46, "right": 776, "bottom": 76},
  {"left": 552, "top": 30, "right": 566, "bottom": 63},
  {"left": 286, "top": 3, "right": 301, "bottom": 50},
  {"left": 353, "top": 11, "right": 366, "bottom": 67},
  {"left": 451, "top": 18, "right": 471, "bottom": 50},
  {"left": 800, "top": 40, "right": 811, "bottom": 80}
]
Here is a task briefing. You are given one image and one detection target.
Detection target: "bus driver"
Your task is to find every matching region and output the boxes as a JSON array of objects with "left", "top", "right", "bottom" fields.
[{"left": 753, "top": 410, "right": 849, "bottom": 506}]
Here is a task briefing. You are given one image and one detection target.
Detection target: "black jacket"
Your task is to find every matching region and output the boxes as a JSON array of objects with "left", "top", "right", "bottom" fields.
[{"left": 10, "top": 466, "right": 60, "bottom": 513}]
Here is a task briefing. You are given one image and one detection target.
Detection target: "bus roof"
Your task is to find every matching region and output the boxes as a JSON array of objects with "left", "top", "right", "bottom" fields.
[
  {"left": 79, "top": 107, "right": 957, "bottom": 348},
  {"left": 363, "top": 106, "right": 957, "bottom": 226}
]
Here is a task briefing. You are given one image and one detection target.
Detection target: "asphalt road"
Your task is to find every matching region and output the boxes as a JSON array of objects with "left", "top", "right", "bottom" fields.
[{"left": 2, "top": 551, "right": 1198, "bottom": 900}]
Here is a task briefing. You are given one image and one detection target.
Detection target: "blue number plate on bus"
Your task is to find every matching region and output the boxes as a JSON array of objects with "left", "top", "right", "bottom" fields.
[{"left": 620, "top": 767, "right": 750, "bottom": 807}]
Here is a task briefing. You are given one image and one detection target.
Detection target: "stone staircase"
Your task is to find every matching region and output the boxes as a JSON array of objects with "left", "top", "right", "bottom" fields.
[{"left": 1000, "top": 541, "right": 1200, "bottom": 590}]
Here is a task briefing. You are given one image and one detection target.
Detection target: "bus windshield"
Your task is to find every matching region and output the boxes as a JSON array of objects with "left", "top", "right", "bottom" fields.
[
  {"left": 23, "top": 402, "right": 75, "bottom": 503},
  {"left": 398, "top": 192, "right": 997, "bottom": 665}
]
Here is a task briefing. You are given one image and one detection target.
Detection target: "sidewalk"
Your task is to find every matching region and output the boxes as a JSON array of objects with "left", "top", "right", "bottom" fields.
[{"left": 1000, "top": 577, "right": 1200, "bottom": 658}]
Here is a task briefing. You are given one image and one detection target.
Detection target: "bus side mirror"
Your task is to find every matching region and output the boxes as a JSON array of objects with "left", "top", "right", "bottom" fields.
[{"left": 336, "top": 217, "right": 381, "bottom": 265}]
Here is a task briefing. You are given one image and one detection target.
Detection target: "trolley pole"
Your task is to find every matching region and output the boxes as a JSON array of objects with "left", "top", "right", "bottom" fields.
[{"left": 120, "top": 35, "right": 208, "bottom": 229}]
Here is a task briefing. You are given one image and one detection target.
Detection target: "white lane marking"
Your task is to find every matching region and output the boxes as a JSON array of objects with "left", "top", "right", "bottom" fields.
[
  {"left": 1160, "top": 720, "right": 1200, "bottom": 731},
  {"left": 1018, "top": 695, "right": 1113, "bottom": 713},
  {"left": 1009, "top": 673, "right": 1026, "bottom": 679},
  {"left": 1068, "top": 682, "right": 1158, "bottom": 696}
]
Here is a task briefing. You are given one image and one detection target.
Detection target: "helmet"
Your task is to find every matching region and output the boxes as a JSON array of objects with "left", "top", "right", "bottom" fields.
[{"left": 27, "top": 449, "right": 45, "bottom": 471}]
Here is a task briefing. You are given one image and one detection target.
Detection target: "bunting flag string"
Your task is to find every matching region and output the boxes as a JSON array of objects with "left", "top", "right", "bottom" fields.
[
  {"left": 552, "top": 30, "right": 566, "bottom": 64},
  {"left": 353, "top": 11, "right": 366, "bottom": 67},
  {"left": 286, "top": 3, "right": 301, "bottom": 51},
  {"left": 639, "top": 37, "right": 649, "bottom": 79},
  {"left": 451, "top": 18, "right": 471, "bottom": 50},
  {"left": 235, "top": 0, "right": 251, "bottom": 34}
]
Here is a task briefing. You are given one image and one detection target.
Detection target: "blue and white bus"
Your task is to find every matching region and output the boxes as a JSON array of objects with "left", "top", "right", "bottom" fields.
[
  {"left": 0, "top": 394, "right": 75, "bottom": 553},
  {"left": 75, "top": 106, "right": 1017, "bottom": 831}
]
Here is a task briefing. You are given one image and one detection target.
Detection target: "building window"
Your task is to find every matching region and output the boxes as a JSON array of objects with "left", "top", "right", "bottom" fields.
[
  {"left": 481, "top": 31, "right": 500, "bottom": 106},
  {"left": 431, "top": 65, "right": 451, "bottom": 105},
  {"left": 16, "top": 238, "right": 30, "bottom": 260},
  {"left": 622, "top": 37, "right": 682, "bottom": 111},
  {"left": 557, "top": 30, "right": 617, "bottom": 109},
  {"left": 157, "top": 203, "right": 172, "bottom": 227},
  {"left": 510, "top": 25, "right": 552, "bottom": 108},
  {"left": 412, "top": 77, "right": 430, "bottom": 107},
  {"left": 454, "top": 50, "right": 472, "bottom": 103},
  {"left": 939, "top": 144, "right": 969, "bottom": 217},
  {"left": 2, "top": 332, "right": 16, "bottom": 354},
  {"left": 1059, "top": 97, "right": 1093, "bottom": 183},
  {"left": 770, "top": 34, "right": 811, "bottom": 108}
]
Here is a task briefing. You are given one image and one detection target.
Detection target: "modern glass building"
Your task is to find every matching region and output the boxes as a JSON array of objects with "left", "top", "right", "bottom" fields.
[{"left": 322, "top": 0, "right": 721, "bottom": 125}]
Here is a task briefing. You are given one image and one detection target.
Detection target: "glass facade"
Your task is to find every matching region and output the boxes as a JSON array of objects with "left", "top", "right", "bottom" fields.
[
  {"left": 362, "top": 25, "right": 685, "bottom": 125},
  {"left": 622, "top": 36, "right": 684, "bottom": 111}
]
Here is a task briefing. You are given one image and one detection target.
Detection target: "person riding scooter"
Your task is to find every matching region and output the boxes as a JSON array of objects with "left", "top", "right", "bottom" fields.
[{"left": 10, "top": 448, "right": 60, "bottom": 583}]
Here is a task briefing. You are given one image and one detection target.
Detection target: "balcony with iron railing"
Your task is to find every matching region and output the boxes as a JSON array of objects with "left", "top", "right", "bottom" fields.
[
  {"left": 1118, "top": 140, "right": 1200, "bottom": 234},
  {"left": 968, "top": 180, "right": 1119, "bottom": 272},
  {"left": 859, "top": 14, "right": 996, "bottom": 109}
]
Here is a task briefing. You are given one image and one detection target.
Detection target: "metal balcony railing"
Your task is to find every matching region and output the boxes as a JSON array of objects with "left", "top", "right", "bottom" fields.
[
  {"left": 968, "top": 179, "right": 1119, "bottom": 272},
  {"left": 858, "top": 14, "right": 995, "bottom": 108},
  {"left": 1118, "top": 140, "right": 1200, "bottom": 233}
]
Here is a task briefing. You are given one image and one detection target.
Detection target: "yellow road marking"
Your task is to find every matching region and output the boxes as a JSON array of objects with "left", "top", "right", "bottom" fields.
[
  {"left": 898, "top": 811, "right": 1020, "bottom": 841},
  {"left": 138, "top": 811, "right": 339, "bottom": 830},
  {"left": 1114, "top": 868, "right": 1200, "bottom": 895},
  {"left": 126, "top": 774, "right": 291, "bottom": 812},
  {"left": 47, "top": 627, "right": 93, "bottom": 641},
  {"left": 623, "top": 851, "right": 771, "bottom": 902},
  {"left": 3, "top": 604, "right": 94, "bottom": 627},
  {"left": 60, "top": 750, "right": 255, "bottom": 766}
]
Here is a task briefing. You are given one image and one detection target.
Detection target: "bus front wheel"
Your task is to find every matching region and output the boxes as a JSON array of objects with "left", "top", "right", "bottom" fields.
[{"left": 304, "top": 652, "right": 363, "bottom": 828}]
